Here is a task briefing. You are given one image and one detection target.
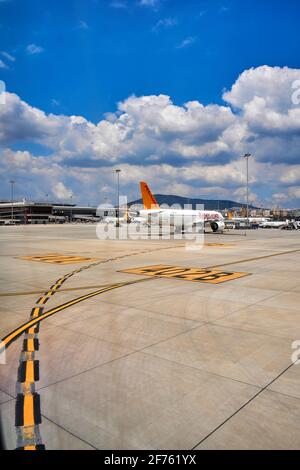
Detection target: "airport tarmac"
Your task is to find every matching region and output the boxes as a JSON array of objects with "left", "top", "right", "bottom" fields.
[{"left": 0, "top": 224, "right": 300, "bottom": 450}]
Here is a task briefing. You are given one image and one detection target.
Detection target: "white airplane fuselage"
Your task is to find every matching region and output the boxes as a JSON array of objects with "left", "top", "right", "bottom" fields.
[
  {"left": 260, "top": 220, "right": 289, "bottom": 228},
  {"left": 231, "top": 217, "right": 270, "bottom": 224},
  {"left": 139, "top": 208, "right": 225, "bottom": 232}
]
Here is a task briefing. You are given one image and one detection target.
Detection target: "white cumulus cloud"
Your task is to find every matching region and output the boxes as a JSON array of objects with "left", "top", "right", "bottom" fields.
[
  {"left": 51, "top": 182, "right": 72, "bottom": 200},
  {"left": 1, "top": 65, "right": 300, "bottom": 206}
]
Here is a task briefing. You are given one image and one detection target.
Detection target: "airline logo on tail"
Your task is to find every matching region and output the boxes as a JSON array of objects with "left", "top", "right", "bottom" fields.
[{"left": 140, "top": 182, "right": 160, "bottom": 210}]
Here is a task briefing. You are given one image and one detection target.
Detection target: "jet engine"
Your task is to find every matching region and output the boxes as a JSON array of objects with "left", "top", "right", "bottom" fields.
[{"left": 210, "top": 221, "right": 225, "bottom": 232}]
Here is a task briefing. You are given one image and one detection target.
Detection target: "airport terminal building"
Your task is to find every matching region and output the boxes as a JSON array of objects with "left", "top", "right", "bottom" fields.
[{"left": 0, "top": 200, "right": 101, "bottom": 224}]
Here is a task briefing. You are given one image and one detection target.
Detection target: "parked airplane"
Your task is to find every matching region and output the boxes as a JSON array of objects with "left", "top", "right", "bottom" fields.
[
  {"left": 260, "top": 220, "right": 289, "bottom": 229},
  {"left": 137, "top": 181, "right": 225, "bottom": 233},
  {"left": 72, "top": 214, "right": 101, "bottom": 222},
  {"left": 230, "top": 216, "right": 270, "bottom": 224}
]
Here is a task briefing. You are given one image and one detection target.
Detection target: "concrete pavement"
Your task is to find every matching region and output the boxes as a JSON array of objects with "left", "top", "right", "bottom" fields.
[{"left": 0, "top": 224, "right": 299, "bottom": 449}]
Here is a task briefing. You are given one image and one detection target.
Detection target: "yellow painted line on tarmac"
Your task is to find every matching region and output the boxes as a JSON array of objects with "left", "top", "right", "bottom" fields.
[
  {"left": 31, "top": 307, "right": 40, "bottom": 318},
  {"left": 27, "top": 327, "right": 36, "bottom": 335},
  {"left": 205, "top": 243, "right": 233, "bottom": 247},
  {"left": 26, "top": 338, "right": 35, "bottom": 352},
  {"left": 37, "top": 296, "right": 49, "bottom": 305},
  {"left": 207, "top": 247, "right": 300, "bottom": 269},
  {"left": 18, "top": 254, "right": 99, "bottom": 264},
  {"left": 23, "top": 395, "right": 35, "bottom": 427},
  {"left": 25, "top": 361, "right": 35, "bottom": 383},
  {"left": 1, "top": 277, "right": 151, "bottom": 351}
]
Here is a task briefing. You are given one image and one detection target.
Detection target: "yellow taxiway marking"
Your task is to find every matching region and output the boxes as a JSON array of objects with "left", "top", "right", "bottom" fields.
[
  {"left": 120, "top": 265, "right": 249, "bottom": 284},
  {"left": 23, "top": 395, "right": 35, "bottom": 427},
  {"left": 207, "top": 247, "right": 300, "bottom": 269},
  {"left": 1, "top": 278, "right": 151, "bottom": 351},
  {"left": 24, "top": 360, "right": 35, "bottom": 383},
  {"left": 3, "top": 247, "right": 299, "bottom": 352},
  {"left": 25, "top": 339, "right": 35, "bottom": 352},
  {"left": 27, "top": 327, "right": 36, "bottom": 335},
  {"left": 18, "top": 254, "right": 99, "bottom": 265},
  {"left": 204, "top": 243, "right": 233, "bottom": 247}
]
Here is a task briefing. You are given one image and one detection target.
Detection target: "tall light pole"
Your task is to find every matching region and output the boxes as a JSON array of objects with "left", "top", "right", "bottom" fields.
[
  {"left": 10, "top": 180, "right": 15, "bottom": 223},
  {"left": 115, "top": 169, "right": 121, "bottom": 227},
  {"left": 243, "top": 153, "right": 252, "bottom": 228},
  {"left": 70, "top": 193, "right": 73, "bottom": 222}
]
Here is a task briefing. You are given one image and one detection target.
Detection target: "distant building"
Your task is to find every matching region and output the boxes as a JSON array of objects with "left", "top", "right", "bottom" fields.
[
  {"left": 0, "top": 201, "right": 100, "bottom": 224},
  {"left": 0, "top": 201, "right": 52, "bottom": 224},
  {"left": 52, "top": 204, "right": 98, "bottom": 221}
]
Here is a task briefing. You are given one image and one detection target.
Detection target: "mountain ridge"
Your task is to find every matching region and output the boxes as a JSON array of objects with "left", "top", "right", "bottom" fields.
[{"left": 129, "top": 194, "right": 258, "bottom": 211}]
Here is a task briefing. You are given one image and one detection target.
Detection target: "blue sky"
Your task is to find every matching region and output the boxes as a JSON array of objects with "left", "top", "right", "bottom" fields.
[
  {"left": 0, "top": 0, "right": 300, "bottom": 207},
  {"left": 2, "top": 0, "right": 300, "bottom": 120}
]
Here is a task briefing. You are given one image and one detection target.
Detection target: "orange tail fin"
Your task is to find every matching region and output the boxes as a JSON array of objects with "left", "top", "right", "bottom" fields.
[{"left": 139, "top": 182, "right": 159, "bottom": 210}]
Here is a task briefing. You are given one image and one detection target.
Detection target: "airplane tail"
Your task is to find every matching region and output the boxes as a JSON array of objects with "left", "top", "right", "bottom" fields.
[{"left": 139, "top": 182, "right": 159, "bottom": 210}]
